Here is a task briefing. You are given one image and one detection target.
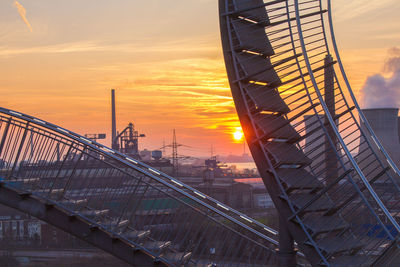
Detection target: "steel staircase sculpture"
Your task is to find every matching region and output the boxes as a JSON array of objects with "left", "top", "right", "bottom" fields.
[
  {"left": 2, "top": 1, "right": 400, "bottom": 266},
  {"left": 0, "top": 107, "right": 285, "bottom": 266},
  {"left": 219, "top": 0, "right": 400, "bottom": 266}
]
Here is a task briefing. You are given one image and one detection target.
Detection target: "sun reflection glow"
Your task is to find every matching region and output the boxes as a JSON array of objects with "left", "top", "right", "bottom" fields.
[{"left": 233, "top": 127, "right": 244, "bottom": 142}]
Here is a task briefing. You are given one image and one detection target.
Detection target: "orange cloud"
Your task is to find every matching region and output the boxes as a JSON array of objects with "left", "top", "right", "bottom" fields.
[{"left": 13, "top": 1, "right": 33, "bottom": 32}]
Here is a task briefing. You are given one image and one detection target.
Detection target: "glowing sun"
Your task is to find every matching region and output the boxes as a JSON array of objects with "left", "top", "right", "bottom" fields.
[{"left": 233, "top": 128, "right": 244, "bottom": 141}]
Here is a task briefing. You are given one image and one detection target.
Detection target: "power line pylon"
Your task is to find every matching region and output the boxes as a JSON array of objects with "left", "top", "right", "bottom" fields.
[{"left": 159, "top": 130, "right": 192, "bottom": 177}]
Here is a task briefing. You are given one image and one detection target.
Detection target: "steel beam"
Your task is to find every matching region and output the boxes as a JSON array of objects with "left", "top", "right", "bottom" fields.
[{"left": 0, "top": 184, "right": 169, "bottom": 267}]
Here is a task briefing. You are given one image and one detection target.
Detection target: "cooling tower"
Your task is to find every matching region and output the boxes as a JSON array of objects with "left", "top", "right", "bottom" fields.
[
  {"left": 398, "top": 117, "right": 400, "bottom": 143},
  {"left": 360, "top": 108, "right": 400, "bottom": 168}
]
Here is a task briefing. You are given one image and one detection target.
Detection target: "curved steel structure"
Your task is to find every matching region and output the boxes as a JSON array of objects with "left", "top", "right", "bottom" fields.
[
  {"left": 0, "top": 107, "right": 285, "bottom": 266},
  {"left": 219, "top": 0, "right": 400, "bottom": 265}
]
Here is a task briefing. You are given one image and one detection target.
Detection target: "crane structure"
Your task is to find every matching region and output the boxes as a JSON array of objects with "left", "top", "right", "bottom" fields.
[
  {"left": 84, "top": 133, "right": 106, "bottom": 142},
  {"left": 114, "top": 122, "right": 145, "bottom": 159}
]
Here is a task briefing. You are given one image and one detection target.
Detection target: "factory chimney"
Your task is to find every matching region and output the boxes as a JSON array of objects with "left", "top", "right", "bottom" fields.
[
  {"left": 111, "top": 89, "right": 118, "bottom": 150},
  {"left": 303, "top": 114, "right": 326, "bottom": 177}
]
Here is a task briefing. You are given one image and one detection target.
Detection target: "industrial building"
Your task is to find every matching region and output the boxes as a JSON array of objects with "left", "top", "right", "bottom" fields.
[{"left": 359, "top": 108, "right": 400, "bottom": 168}]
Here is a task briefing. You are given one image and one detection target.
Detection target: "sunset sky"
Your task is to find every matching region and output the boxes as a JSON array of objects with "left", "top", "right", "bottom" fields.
[{"left": 0, "top": 0, "right": 399, "bottom": 157}]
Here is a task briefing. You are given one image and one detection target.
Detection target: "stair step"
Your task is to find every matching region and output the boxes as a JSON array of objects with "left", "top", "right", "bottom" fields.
[
  {"left": 287, "top": 193, "right": 332, "bottom": 212},
  {"left": 163, "top": 252, "right": 192, "bottom": 264},
  {"left": 254, "top": 114, "right": 300, "bottom": 140},
  {"left": 275, "top": 168, "right": 322, "bottom": 192},
  {"left": 245, "top": 83, "right": 289, "bottom": 113},
  {"left": 144, "top": 241, "right": 171, "bottom": 252},
  {"left": 265, "top": 142, "right": 311, "bottom": 167},
  {"left": 307, "top": 236, "right": 362, "bottom": 255},
  {"left": 125, "top": 230, "right": 150, "bottom": 240},
  {"left": 301, "top": 216, "right": 348, "bottom": 235},
  {"left": 80, "top": 209, "right": 109, "bottom": 216},
  {"left": 61, "top": 198, "right": 87, "bottom": 205},
  {"left": 9, "top": 178, "right": 40, "bottom": 183},
  {"left": 104, "top": 219, "right": 129, "bottom": 228},
  {"left": 188, "top": 263, "right": 219, "bottom": 267},
  {"left": 373, "top": 241, "right": 400, "bottom": 266},
  {"left": 327, "top": 255, "right": 372, "bottom": 267},
  {"left": 35, "top": 189, "right": 63, "bottom": 194},
  {"left": 236, "top": 53, "right": 281, "bottom": 84},
  {"left": 231, "top": 19, "right": 274, "bottom": 56},
  {"left": 234, "top": 0, "right": 270, "bottom": 25}
]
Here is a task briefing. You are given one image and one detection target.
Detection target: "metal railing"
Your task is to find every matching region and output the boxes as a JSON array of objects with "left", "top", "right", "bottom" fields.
[{"left": 0, "top": 107, "right": 283, "bottom": 266}]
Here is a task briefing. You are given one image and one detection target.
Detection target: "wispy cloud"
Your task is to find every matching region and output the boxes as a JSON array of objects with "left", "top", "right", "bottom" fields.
[
  {"left": 0, "top": 42, "right": 105, "bottom": 57},
  {"left": 333, "top": 0, "right": 396, "bottom": 21},
  {"left": 0, "top": 36, "right": 219, "bottom": 58},
  {"left": 13, "top": 1, "right": 33, "bottom": 32}
]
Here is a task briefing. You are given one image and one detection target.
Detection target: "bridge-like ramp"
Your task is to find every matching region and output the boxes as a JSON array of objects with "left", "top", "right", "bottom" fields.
[{"left": 0, "top": 107, "right": 286, "bottom": 266}]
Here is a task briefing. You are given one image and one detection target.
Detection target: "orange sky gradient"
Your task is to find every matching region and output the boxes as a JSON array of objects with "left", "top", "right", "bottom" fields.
[{"left": 0, "top": 0, "right": 399, "bottom": 157}]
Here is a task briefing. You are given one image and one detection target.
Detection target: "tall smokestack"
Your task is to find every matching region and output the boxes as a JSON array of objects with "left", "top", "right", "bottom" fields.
[
  {"left": 304, "top": 114, "right": 326, "bottom": 177},
  {"left": 111, "top": 89, "right": 118, "bottom": 150},
  {"left": 324, "top": 54, "right": 338, "bottom": 183}
]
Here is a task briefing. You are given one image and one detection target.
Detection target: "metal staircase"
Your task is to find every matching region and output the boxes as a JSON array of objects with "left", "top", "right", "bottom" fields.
[
  {"left": 1, "top": 1, "right": 400, "bottom": 266},
  {"left": 0, "top": 107, "right": 285, "bottom": 266},
  {"left": 219, "top": 0, "right": 400, "bottom": 266}
]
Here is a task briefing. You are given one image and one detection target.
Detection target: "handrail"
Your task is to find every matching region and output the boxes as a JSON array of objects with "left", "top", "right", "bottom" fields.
[
  {"left": 318, "top": 0, "right": 400, "bottom": 199},
  {"left": 279, "top": 1, "right": 332, "bottom": 263},
  {"left": 326, "top": 0, "right": 400, "bottom": 178},
  {"left": 294, "top": 0, "right": 400, "bottom": 235},
  {"left": 0, "top": 107, "right": 280, "bottom": 246},
  {"left": 0, "top": 176, "right": 166, "bottom": 264}
]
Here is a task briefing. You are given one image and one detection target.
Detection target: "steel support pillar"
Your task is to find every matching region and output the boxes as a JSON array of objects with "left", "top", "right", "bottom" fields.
[{"left": 278, "top": 216, "right": 297, "bottom": 266}]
